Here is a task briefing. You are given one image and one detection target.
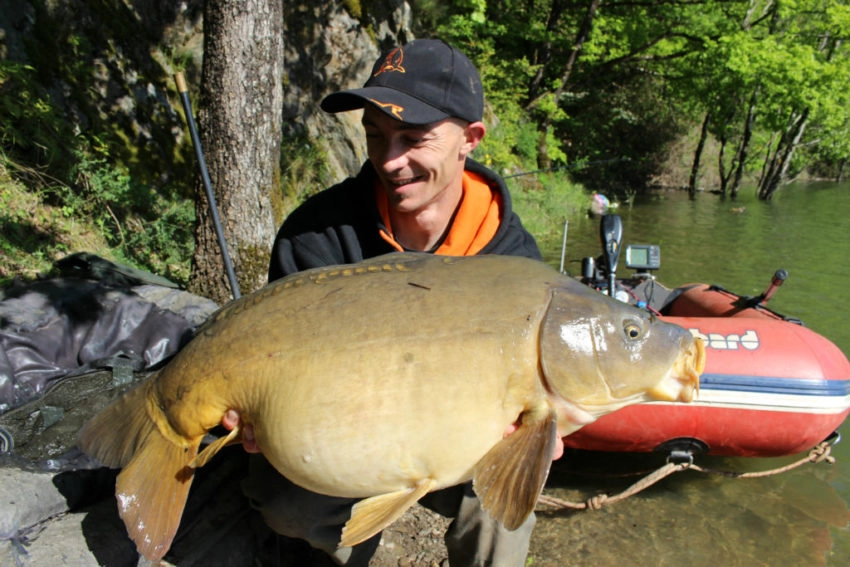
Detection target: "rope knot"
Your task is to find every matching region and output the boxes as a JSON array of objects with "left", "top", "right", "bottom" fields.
[
  {"left": 808, "top": 442, "right": 835, "bottom": 464},
  {"left": 586, "top": 494, "right": 609, "bottom": 510}
]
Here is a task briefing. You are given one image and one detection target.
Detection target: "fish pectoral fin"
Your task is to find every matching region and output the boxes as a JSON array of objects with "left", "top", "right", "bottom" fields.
[
  {"left": 340, "top": 478, "right": 437, "bottom": 548},
  {"left": 189, "top": 425, "right": 240, "bottom": 469},
  {"left": 472, "top": 408, "right": 558, "bottom": 530}
]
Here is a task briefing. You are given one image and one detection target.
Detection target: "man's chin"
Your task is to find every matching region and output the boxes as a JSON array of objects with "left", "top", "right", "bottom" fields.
[{"left": 387, "top": 192, "right": 420, "bottom": 211}]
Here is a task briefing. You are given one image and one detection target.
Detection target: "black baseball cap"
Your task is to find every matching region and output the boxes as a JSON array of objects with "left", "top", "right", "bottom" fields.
[{"left": 320, "top": 39, "right": 484, "bottom": 125}]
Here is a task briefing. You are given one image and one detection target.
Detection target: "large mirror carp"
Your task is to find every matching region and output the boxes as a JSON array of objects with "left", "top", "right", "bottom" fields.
[{"left": 78, "top": 253, "right": 704, "bottom": 560}]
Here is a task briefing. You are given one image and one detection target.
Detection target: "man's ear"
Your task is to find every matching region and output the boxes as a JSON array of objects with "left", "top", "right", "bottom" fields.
[{"left": 461, "top": 121, "right": 487, "bottom": 155}]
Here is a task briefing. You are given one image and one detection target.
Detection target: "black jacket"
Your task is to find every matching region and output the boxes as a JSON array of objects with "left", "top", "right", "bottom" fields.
[{"left": 268, "top": 158, "right": 541, "bottom": 281}]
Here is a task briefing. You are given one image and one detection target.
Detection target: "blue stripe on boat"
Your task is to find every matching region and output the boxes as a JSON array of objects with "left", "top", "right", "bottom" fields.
[{"left": 700, "top": 374, "right": 850, "bottom": 396}]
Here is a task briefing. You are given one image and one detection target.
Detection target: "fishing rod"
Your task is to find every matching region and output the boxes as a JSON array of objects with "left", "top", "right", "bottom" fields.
[{"left": 174, "top": 72, "right": 241, "bottom": 299}]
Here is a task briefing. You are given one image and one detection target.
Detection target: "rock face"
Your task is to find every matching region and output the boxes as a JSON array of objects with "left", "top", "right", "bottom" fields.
[
  {"left": 0, "top": 0, "right": 412, "bottom": 190},
  {"left": 282, "top": 1, "right": 413, "bottom": 178}
]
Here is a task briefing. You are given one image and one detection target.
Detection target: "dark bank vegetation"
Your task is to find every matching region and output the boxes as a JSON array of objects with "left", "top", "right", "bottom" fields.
[{"left": 1, "top": 0, "right": 848, "bottom": 292}]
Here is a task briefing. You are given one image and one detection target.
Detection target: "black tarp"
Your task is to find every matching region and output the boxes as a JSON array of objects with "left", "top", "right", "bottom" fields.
[{"left": 0, "top": 254, "right": 218, "bottom": 413}]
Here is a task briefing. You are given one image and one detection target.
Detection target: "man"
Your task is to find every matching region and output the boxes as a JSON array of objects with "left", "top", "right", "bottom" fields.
[{"left": 241, "top": 39, "right": 546, "bottom": 566}]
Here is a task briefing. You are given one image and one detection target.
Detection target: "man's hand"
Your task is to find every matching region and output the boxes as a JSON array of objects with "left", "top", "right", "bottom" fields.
[{"left": 221, "top": 409, "right": 261, "bottom": 453}]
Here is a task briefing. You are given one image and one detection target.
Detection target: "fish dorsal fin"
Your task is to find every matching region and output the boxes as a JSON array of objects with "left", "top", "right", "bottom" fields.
[
  {"left": 189, "top": 425, "right": 241, "bottom": 469},
  {"left": 340, "top": 478, "right": 437, "bottom": 547},
  {"left": 472, "top": 407, "right": 557, "bottom": 530},
  {"left": 115, "top": 425, "right": 203, "bottom": 560}
]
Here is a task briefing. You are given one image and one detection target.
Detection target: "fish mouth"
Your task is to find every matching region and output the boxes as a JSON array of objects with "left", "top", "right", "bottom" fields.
[{"left": 648, "top": 336, "right": 705, "bottom": 402}]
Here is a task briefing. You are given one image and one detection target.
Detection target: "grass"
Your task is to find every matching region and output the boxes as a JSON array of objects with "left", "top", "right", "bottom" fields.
[
  {"left": 0, "top": 149, "right": 196, "bottom": 287},
  {"left": 0, "top": 162, "right": 116, "bottom": 283},
  {"left": 0, "top": 151, "right": 591, "bottom": 288},
  {"left": 509, "top": 170, "right": 588, "bottom": 243}
]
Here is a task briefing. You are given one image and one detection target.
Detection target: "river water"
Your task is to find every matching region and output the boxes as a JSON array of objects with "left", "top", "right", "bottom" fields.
[{"left": 528, "top": 181, "right": 850, "bottom": 566}]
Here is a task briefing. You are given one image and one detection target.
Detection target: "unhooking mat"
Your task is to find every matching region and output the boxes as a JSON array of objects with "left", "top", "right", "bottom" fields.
[{"left": 0, "top": 252, "right": 219, "bottom": 413}]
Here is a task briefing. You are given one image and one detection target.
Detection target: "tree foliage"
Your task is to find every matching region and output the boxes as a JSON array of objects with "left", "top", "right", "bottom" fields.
[{"left": 413, "top": 0, "right": 850, "bottom": 198}]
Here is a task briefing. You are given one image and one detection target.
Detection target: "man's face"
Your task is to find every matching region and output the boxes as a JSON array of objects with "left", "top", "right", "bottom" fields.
[{"left": 362, "top": 105, "right": 483, "bottom": 214}]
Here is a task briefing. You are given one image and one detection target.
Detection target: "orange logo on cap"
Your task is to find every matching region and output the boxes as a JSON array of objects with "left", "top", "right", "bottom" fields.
[
  {"left": 373, "top": 47, "right": 406, "bottom": 76},
  {"left": 368, "top": 98, "right": 405, "bottom": 120}
]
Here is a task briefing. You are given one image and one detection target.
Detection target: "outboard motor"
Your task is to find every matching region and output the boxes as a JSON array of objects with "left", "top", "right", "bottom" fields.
[{"left": 600, "top": 214, "right": 623, "bottom": 297}]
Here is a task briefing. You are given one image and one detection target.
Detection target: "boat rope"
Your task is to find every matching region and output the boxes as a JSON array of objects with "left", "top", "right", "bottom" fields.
[{"left": 536, "top": 440, "right": 835, "bottom": 513}]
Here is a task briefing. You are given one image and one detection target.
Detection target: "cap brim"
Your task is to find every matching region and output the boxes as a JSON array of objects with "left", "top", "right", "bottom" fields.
[{"left": 321, "top": 87, "right": 450, "bottom": 125}]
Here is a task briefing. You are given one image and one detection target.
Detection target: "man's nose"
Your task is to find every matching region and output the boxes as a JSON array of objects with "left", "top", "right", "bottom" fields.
[{"left": 372, "top": 138, "right": 408, "bottom": 170}]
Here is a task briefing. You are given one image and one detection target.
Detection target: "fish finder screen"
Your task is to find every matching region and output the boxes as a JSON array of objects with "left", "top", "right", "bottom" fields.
[{"left": 625, "top": 245, "right": 660, "bottom": 270}]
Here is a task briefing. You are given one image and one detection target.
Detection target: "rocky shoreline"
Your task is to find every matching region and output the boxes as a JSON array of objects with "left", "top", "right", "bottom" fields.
[{"left": 0, "top": 449, "right": 452, "bottom": 567}]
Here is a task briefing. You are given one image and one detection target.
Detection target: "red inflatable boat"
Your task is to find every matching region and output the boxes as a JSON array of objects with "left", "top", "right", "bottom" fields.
[{"left": 562, "top": 215, "right": 850, "bottom": 458}]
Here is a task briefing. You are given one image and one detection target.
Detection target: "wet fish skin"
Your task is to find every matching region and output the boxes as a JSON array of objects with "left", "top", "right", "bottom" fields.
[{"left": 77, "top": 253, "right": 703, "bottom": 560}]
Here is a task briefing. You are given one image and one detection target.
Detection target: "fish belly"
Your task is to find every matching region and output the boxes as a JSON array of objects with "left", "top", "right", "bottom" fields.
[{"left": 250, "top": 329, "right": 539, "bottom": 498}]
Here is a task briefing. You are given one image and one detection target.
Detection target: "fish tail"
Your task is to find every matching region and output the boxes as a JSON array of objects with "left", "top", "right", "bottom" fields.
[
  {"left": 77, "top": 375, "right": 202, "bottom": 560},
  {"left": 77, "top": 378, "right": 159, "bottom": 468},
  {"left": 114, "top": 423, "right": 200, "bottom": 560}
]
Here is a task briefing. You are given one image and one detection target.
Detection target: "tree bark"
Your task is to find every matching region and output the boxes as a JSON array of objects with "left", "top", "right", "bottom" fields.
[
  {"left": 758, "top": 108, "right": 809, "bottom": 200},
  {"left": 688, "top": 111, "right": 711, "bottom": 198},
  {"left": 189, "top": 0, "right": 284, "bottom": 304},
  {"left": 530, "top": 0, "right": 600, "bottom": 169},
  {"left": 730, "top": 88, "right": 758, "bottom": 199}
]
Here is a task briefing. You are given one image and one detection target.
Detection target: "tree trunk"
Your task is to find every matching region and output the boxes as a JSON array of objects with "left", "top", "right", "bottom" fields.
[
  {"left": 532, "top": 0, "right": 600, "bottom": 169},
  {"left": 758, "top": 108, "right": 809, "bottom": 200},
  {"left": 189, "top": 0, "right": 284, "bottom": 304},
  {"left": 729, "top": 88, "right": 758, "bottom": 199},
  {"left": 688, "top": 111, "right": 711, "bottom": 198},
  {"left": 717, "top": 135, "right": 729, "bottom": 196},
  {"left": 713, "top": 104, "right": 742, "bottom": 197},
  {"left": 527, "top": 0, "right": 569, "bottom": 104}
]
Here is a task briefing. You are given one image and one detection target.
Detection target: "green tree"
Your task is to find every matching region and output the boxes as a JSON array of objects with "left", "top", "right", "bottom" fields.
[
  {"left": 664, "top": 0, "right": 850, "bottom": 198},
  {"left": 753, "top": 0, "right": 850, "bottom": 198},
  {"left": 416, "top": 0, "right": 850, "bottom": 196}
]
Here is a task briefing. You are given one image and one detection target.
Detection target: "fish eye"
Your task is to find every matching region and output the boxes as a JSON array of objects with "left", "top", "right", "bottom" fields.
[{"left": 623, "top": 320, "right": 643, "bottom": 340}]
